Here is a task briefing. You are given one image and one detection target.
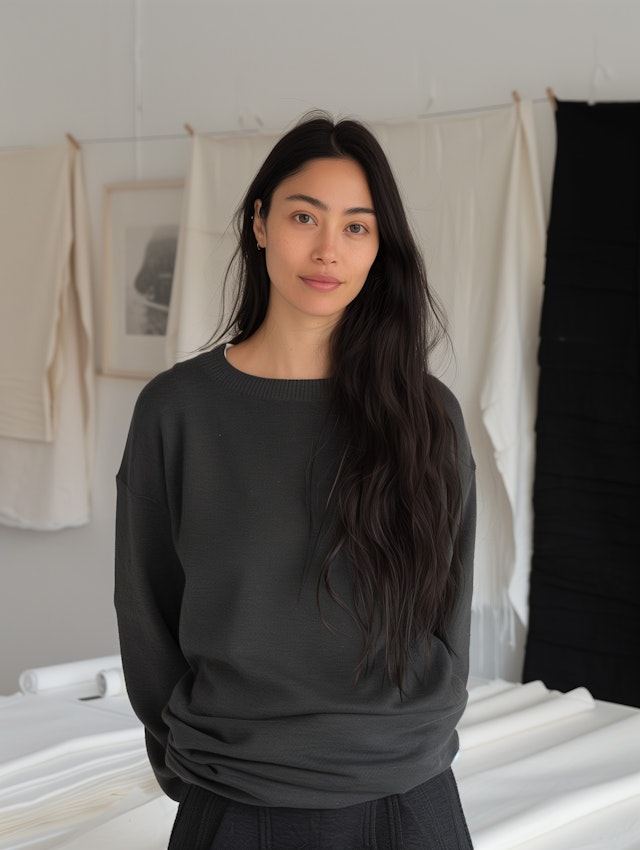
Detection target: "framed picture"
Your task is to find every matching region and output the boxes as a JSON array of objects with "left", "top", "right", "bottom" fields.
[{"left": 102, "top": 179, "right": 184, "bottom": 378}]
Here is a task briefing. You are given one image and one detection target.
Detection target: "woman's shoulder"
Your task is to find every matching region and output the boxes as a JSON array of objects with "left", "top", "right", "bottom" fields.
[
  {"left": 428, "top": 375, "right": 464, "bottom": 425},
  {"left": 427, "top": 375, "right": 475, "bottom": 470},
  {"left": 133, "top": 346, "right": 226, "bottom": 417}
]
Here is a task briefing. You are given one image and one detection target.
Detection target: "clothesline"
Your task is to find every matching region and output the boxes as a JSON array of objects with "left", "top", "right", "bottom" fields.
[{"left": 0, "top": 94, "right": 554, "bottom": 153}]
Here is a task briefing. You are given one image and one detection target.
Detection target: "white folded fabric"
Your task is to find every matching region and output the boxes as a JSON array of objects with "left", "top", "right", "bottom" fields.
[
  {"left": 0, "top": 739, "right": 146, "bottom": 804},
  {"left": 0, "top": 690, "right": 140, "bottom": 772},
  {"left": 509, "top": 790, "right": 640, "bottom": 850},
  {"left": 458, "top": 711, "right": 640, "bottom": 850},
  {"left": 458, "top": 682, "right": 594, "bottom": 750},
  {"left": 466, "top": 678, "right": 519, "bottom": 703},
  {"left": 0, "top": 759, "right": 157, "bottom": 850},
  {"left": 472, "top": 770, "right": 640, "bottom": 850},
  {"left": 462, "top": 679, "right": 549, "bottom": 721},
  {"left": 18, "top": 656, "right": 121, "bottom": 695},
  {"left": 46, "top": 789, "right": 177, "bottom": 850},
  {"left": 0, "top": 688, "right": 151, "bottom": 850}
]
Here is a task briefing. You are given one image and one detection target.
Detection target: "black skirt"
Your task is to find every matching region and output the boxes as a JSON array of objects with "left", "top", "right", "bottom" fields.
[{"left": 167, "top": 769, "right": 473, "bottom": 850}]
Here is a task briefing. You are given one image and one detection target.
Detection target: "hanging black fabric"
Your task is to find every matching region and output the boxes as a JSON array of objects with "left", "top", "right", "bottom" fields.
[{"left": 523, "top": 100, "right": 640, "bottom": 708}]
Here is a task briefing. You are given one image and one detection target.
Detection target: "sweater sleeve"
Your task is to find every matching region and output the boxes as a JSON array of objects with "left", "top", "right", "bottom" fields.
[
  {"left": 451, "top": 453, "right": 476, "bottom": 679},
  {"left": 439, "top": 379, "right": 477, "bottom": 677},
  {"left": 114, "top": 384, "right": 190, "bottom": 802}
]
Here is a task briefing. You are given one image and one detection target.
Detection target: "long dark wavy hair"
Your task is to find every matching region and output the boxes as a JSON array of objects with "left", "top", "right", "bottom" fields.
[{"left": 217, "top": 112, "right": 463, "bottom": 690}]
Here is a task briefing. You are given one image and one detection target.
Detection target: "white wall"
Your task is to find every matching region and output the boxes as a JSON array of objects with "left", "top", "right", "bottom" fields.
[{"left": 1, "top": 0, "right": 639, "bottom": 694}]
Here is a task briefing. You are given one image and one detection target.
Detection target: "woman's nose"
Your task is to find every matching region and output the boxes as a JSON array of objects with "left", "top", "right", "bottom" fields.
[{"left": 312, "top": 227, "right": 338, "bottom": 264}]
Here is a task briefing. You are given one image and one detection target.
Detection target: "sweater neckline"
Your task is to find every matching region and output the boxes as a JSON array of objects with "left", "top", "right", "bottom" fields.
[{"left": 200, "top": 344, "right": 333, "bottom": 402}]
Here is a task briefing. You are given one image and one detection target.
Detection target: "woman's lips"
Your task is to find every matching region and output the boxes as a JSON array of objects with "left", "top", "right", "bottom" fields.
[{"left": 301, "top": 275, "right": 342, "bottom": 291}]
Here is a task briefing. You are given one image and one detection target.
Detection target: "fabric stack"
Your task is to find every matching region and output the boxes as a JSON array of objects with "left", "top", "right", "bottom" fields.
[
  {"left": 455, "top": 678, "right": 640, "bottom": 849},
  {"left": 0, "top": 657, "right": 170, "bottom": 850}
]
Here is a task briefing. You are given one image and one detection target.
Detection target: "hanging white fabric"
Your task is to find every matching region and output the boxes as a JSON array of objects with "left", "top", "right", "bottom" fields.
[
  {"left": 375, "top": 102, "right": 545, "bottom": 619},
  {"left": 0, "top": 141, "right": 95, "bottom": 530},
  {"left": 166, "top": 133, "right": 278, "bottom": 361}
]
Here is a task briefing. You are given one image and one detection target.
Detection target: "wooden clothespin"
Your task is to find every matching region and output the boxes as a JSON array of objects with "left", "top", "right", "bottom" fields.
[
  {"left": 512, "top": 90, "right": 521, "bottom": 104},
  {"left": 184, "top": 123, "right": 195, "bottom": 136},
  {"left": 66, "top": 132, "right": 81, "bottom": 150},
  {"left": 546, "top": 87, "right": 558, "bottom": 111}
]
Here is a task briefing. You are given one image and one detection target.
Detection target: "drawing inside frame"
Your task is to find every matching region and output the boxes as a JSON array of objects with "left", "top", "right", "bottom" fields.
[{"left": 102, "top": 179, "right": 184, "bottom": 378}]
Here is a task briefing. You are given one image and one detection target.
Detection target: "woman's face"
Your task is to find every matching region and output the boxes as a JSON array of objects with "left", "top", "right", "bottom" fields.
[{"left": 253, "top": 157, "right": 379, "bottom": 328}]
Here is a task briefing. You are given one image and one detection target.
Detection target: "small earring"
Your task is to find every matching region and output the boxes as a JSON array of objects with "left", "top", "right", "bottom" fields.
[{"left": 256, "top": 242, "right": 262, "bottom": 251}]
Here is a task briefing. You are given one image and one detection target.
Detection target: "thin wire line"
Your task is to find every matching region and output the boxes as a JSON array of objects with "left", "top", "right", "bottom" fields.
[
  {"left": 80, "top": 128, "right": 261, "bottom": 144},
  {"left": 0, "top": 129, "right": 259, "bottom": 152},
  {"left": 417, "top": 95, "right": 549, "bottom": 120},
  {"left": 133, "top": 0, "right": 143, "bottom": 178},
  {"left": 0, "top": 96, "right": 551, "bottom": 153}
]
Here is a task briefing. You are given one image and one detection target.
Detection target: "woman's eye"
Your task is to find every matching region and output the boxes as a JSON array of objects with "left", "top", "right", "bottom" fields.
[
  {"left": 294, "top": 213, "right": 313, "bottom": 224},
  {"left": 347, "top": 223, "right": 366, "bottom": 234}
]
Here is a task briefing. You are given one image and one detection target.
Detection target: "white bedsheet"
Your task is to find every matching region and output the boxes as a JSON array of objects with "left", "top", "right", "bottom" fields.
[{"left": 1, "top": 675, "right": 639, "bottom": 849}]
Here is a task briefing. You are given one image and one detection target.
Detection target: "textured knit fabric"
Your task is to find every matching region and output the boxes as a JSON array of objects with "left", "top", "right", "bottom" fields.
[
  {"left": 523, "top": 101, "right": 640, "bottom": 708},
  {"left": 167, "top": 769, "right": 473, "bottom": 849},
  {"left": 115, "top": 344, "right": 476, "bottom": 808}
]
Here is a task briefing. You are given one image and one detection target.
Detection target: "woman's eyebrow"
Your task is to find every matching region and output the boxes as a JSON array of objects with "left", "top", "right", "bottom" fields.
[{"left": 285, "top": 193, "right": 376, "bottom": 217}]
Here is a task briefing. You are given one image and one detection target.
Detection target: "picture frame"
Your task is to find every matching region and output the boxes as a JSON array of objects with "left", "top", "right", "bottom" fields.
[{"left": 102, "top": 179, "right": 184, "bottom": 378}]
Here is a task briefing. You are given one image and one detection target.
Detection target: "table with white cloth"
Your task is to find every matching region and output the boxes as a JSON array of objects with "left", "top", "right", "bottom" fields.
[{"left": 1, "top": 663, "right": 639, "bottom": 850}]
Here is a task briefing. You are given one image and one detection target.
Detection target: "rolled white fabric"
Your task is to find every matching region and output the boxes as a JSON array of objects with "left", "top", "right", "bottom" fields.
[
  {"left": 18, "top": 656, "right": 121, "bottom": 695},
  {"left": 96, "top": 668, "right": 126, "bottom": 698}
]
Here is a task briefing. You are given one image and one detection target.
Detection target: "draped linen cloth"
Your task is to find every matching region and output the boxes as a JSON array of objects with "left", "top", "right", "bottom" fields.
[
  {"left": 166, "top": 133, "right": 277, "bottom": 363},
  {"left": 0, "top": 142, "right": 94, "bottom": 529},
  {"left": 167, "top": 104, "right": 546, "bottom": 676},
  {"left": 523, "top": 101, "right": 640, "bottom": 707}
]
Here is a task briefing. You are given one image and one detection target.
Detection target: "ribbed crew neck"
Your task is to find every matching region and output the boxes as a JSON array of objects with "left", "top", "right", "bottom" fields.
[{"left": 198, "top": 344, "right": 332, "bottom": 403}]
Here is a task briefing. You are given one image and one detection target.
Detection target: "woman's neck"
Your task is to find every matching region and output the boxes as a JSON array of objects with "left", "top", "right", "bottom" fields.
[{"left": 226, "top": 319, "right": 334, "bottom": 380}]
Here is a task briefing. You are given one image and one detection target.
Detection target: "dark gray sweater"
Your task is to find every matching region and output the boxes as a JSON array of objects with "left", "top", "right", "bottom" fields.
[{"left": 115, "top": 344, "right": 475, "bottom": 807}]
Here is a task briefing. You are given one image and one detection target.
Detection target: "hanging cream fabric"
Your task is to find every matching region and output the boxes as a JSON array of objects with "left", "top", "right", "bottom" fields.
[
  {"left": 374, "top": 103, "right": 546, "bottom": 646},
  {"left": 166, "top": 133, "right": 278, "bottom": 361},
  {"left": 167, "top": 106, "right": 545, "bottom": 673},
  {"left": 479, "top": 104, "right": 546, "bottom": 633},
  {"left": 0, "top": 143, "right": 94, "bottom": 529}
]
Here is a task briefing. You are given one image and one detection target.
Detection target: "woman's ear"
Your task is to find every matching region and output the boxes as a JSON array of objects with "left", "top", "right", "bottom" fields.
[{"left": 253, "top": 199, "right": 266, "bottom": 249}]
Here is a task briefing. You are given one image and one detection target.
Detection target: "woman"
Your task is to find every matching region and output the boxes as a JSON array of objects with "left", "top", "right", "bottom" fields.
[{"left": 115, "top": 113, "right": 476, "bottom": 849}]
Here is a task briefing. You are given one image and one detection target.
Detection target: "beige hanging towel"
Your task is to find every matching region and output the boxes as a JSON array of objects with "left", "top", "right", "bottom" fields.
[{"left": 0, "top": 142, "right": 94, "bottom": 529}]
